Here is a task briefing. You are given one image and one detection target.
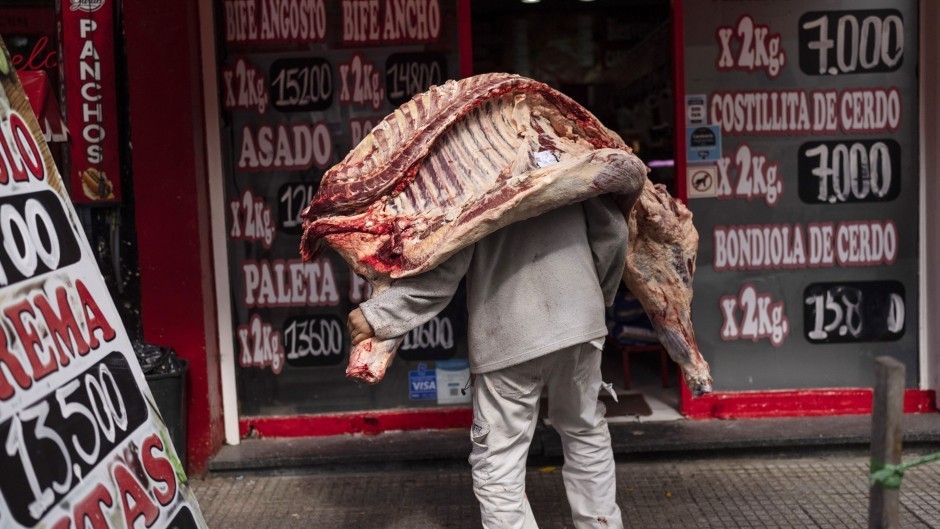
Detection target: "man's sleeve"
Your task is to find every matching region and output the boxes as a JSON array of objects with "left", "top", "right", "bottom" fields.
[
  {"left": 358, "top": 244, "right": 474, "bottom": 340},
  {"left": 582, "top": 195, "right": 629, "bottom": 306}
]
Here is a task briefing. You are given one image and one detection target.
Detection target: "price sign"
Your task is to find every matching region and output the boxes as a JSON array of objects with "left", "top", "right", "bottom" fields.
[
  {"left": 0, "top": 190, "right": 82, "bottom": 288},
  {"left": 277, "top": 181, "right": 318, "bottom": 235},
  {"left": 0, "top": 353, "right": 147, "bottom": 526},
  {"left": 217, "top": 1, "right": 466, "bottom": 416},
  {"left": 398, "top": 315, "right": 457, "bottom": 361},
  {"left": 398, "top": 290, "right": 465, "bottom": 362},
  {"left": 270, "top": 57, "right": 333, "bottom": 113},
  {"left": 684, "top": 0, "right": 919, "bottom": 390},
  {"left": 799, "top": 10, "right": 905, "bottom": 76},
  {"left": 803, "top": 281, "right": 905, "bottom": 343},
  {"left": 0, "top": 37, "right": 207, "bottom": 528},
  {"left": 798, "top": 139, "right": 901, "bottom": 204},
  {"left": 385, "top": 52, "right": 446, "bottom": 106},
  {"left": 283, "top": 314, "right": 346, "bottom": 367}
]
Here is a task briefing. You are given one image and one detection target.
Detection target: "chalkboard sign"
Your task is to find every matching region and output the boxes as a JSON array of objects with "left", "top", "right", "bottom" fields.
[
  {"left": 217, "top": 0, "right": 466, "bottom": 416},
  {"left": 684, "top": 0, "right": 919, "bottom": 389},
  {"left": 0, "top": 37, "right": 207, "bottom": 529}
]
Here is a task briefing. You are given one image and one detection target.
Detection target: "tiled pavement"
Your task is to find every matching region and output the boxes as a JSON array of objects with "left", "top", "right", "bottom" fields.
[{"left": 193, "top": 450, "right": 940, "bottom": 528}]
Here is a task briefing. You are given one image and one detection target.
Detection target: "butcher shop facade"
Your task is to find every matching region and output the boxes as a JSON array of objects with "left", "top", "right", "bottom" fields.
[
  {"left": 206, "top": 0, "right": 939, "bottom": 449},
  {"left": 2, "top": 0, "right": 937, "bottom": 473}
]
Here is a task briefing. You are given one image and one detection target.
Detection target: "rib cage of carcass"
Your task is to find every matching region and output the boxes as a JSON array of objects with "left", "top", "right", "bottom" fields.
[{"left": 300, "top": 73, "right": 713, "bottom": 394}]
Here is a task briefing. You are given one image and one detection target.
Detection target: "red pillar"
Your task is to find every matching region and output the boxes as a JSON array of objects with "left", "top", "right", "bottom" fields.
[
  {"left": 122, "top": 0, "right": 223, "bottom": 473},
  {"left": 671, "top": 0, "right": 687, "bottom": 204}
]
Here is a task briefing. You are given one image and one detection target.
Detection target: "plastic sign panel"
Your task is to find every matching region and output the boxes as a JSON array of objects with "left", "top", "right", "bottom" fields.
[{"left": 0, "top": 38, "right": 206, "bottom": 529}]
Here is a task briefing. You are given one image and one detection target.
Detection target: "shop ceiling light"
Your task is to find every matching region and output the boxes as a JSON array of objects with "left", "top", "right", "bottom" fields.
[{"left": 521, "top": 0, "right": 541, "bottom": 3}]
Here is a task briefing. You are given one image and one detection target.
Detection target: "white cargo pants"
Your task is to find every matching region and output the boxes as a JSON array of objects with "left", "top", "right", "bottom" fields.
[{"left": 469, "top": 342, "right": 623, "bottom": 529}]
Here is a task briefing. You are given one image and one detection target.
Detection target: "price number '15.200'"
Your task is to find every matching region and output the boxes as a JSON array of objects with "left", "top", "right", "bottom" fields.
[{"left": 270, "top": 57, "right": 333, "bottom": 113}]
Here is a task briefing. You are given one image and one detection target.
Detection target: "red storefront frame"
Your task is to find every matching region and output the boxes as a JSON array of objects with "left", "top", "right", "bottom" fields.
[
  {"left": 236, "top": 0, "right": 936, "bottom": 441},
  {"left": 122, "top": 0, "right": 936, "bottom": 468},
  {"left": 236, "top": 0, "right": 935, "bottom": 441},
  {"left": 124, "top": 0, "right": 225, "bottom": 473}
]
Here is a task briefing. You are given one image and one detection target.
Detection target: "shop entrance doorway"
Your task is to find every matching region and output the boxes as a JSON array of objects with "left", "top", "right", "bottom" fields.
[{"left": 472, "top": 0, "right": 682, "bottom": 422}]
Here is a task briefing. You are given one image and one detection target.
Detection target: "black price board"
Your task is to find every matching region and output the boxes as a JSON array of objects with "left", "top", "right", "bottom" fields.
[
  {"left": 684, "top": 0, "right": 919, "bottom": 390},
  {"left": 797, "top": 139, "right": 901, "bottom": 204},
  {"left": 277, "top": 181, "right": 318, "bottom": 235},
  {"left": 218, "top": 0, "right": 465, "bottom": 415},
  {"left": 803, "top": 281, "right": 905, "bottom": 343},
  {"left": 397, "top": 283, "right": 466, "bottom": 362},
  {"left": 397, "top": 315, "right": 458, "bottom": 362},
  {"left": 283, "top": 314, "right": 347, "bottom": 367},
  {"left": 397, "top": 316, "right": 458, "bottom": 361},
  {"left": 168, "top": 506, "right": 201, "bottom": 529},
  {"left": 0, "top": 190, "right": 81, "bottom": 288},
  {"left": 798, "top": 10, "right": 905, "bottom": 76},
  {"left": 270, "top": 57, "right": 334, "bottom": 113},
  {"left": 385, "top": 52, "right": 447, "bottom": 106}
]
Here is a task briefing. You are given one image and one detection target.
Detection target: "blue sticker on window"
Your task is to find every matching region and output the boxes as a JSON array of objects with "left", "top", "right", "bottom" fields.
[
  {"left": 409, "top": 363, "right": 437, "bottom": 400},
  {"left": 687, "top": 125, "right": 722, "bottom": 162}
]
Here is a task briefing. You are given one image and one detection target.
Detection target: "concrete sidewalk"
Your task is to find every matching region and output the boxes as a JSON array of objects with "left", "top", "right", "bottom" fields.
[
  {"left": 210, "top": 414, "right": 940, "bottom": 472},
  {"left": 193, "top": 449, "right": 940, "bottom": 528}
]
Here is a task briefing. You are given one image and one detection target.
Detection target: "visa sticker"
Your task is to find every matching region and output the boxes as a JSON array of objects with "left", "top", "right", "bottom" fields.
[{"left": 409, "top": 363, "right": 437, "bottom": 400}]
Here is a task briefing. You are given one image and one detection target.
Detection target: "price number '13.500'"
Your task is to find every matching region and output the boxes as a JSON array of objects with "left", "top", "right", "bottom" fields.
[{"left": 0, "top": 352, "right": 147, "bottom": 526}]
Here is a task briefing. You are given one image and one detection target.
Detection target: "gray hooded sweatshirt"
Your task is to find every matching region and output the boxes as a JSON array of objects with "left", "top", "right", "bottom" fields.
[{"left": 359, "top": 195, "right": 628, "bottom": 374}]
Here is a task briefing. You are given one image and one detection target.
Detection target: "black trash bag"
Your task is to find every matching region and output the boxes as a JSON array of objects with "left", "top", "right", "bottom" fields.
[{"left": 134, "top": 341, "right": 184, "bottom": 375}]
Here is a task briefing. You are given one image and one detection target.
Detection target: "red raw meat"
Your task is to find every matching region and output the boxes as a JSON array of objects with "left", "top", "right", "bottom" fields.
[{"left": 301, "top": 73, "right": 712, "bottom": 394}]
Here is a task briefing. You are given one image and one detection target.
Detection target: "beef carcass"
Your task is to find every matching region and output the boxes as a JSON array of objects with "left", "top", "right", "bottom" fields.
[
  {"left": 300, "top": 73, "right": 712, "bottom": 394},
  {"left": 624, "top": 181, "right": 711, "bottom": 393}
]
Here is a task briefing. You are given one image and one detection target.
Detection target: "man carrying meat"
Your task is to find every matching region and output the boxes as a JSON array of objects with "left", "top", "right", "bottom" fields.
[{"left": 348, "top": 195, "right": 628, "bottom": 529}]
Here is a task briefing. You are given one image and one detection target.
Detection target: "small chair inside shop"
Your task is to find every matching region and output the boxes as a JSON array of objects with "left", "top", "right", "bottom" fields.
[
  {"left": 607, "top": 288, "right": 670, "bottom": 390},
  {"left": 614, "top": 341, "right": 670, "bottom": 389}
]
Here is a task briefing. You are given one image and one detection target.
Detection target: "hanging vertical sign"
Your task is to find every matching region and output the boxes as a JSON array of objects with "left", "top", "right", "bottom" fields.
[
  {"left": 60, "top": 0, "right": 121, "bottom": 203},
  {"left": 0, "top": 38, "right": 206, "bottom": 529}
]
